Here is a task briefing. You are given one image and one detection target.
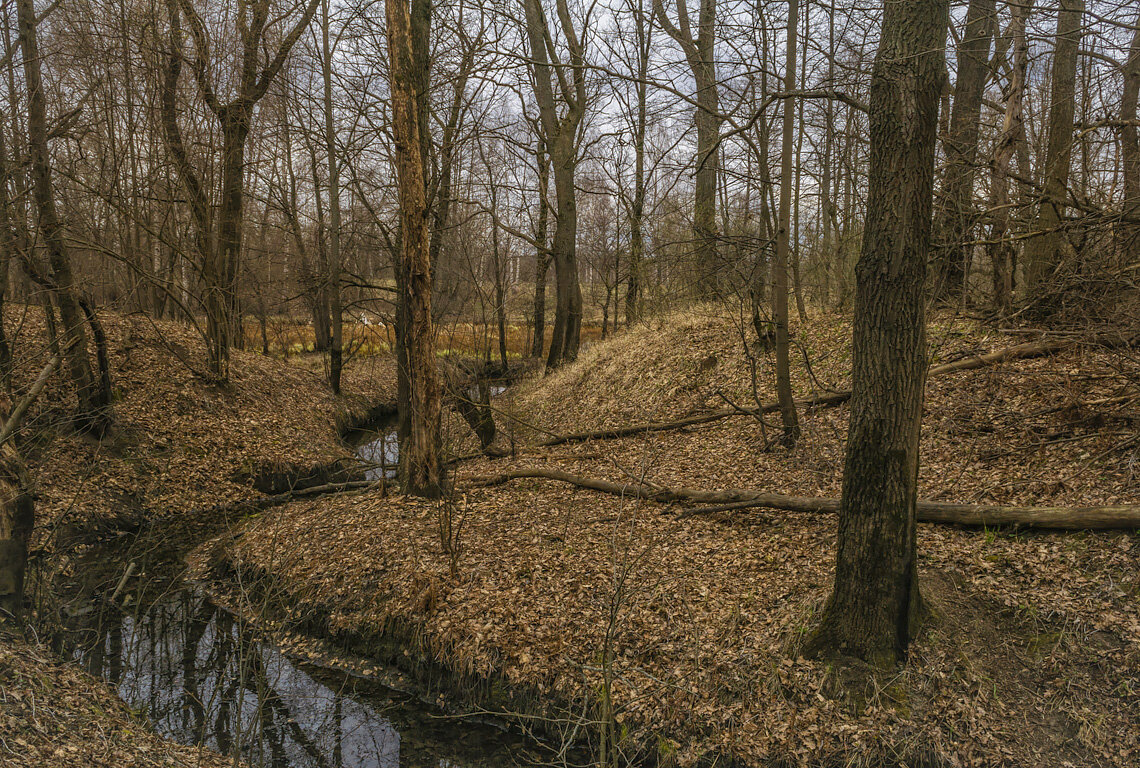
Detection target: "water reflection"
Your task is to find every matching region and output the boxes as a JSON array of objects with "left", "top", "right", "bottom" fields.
[
  {"left": 355, "top": 386, "right": 505, "bottom": 481},
  {"left": 68, "top": 591, "right": 526, "bottom": 768}
]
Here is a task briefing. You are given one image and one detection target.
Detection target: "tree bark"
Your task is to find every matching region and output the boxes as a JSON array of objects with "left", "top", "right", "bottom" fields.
[
  {"left": 932, "top": 0, "right": 996, "bottom": 302},
  {"left": 1023, "top": 0, "right": 1083, "bottom": 299},
  {"left": 465, "top": 467, "right": 1140, "bottom": 531},
  {"left": 17, "top": 0, "right": 111, "bottom": 435},
  {"left": 387, "top": 0, "right": 442, "bottom": 497},
  {"left": 1120, "top": 15, "right": 1140, "bottom": 266},
  {"left": 654, "top": 0, "right": 723, "bottom": 299},
  {"left": 531, "top": 141, "right": 550, "bottom": 359},
  {"left": 806, "top": 0, "right": 948, "bottom": 666},
  {"left": 988, "top": 0, "right": 1032, "bottom": 315},
  {"left": 773, "top": 0, "right": 801, "bottom": 446}
]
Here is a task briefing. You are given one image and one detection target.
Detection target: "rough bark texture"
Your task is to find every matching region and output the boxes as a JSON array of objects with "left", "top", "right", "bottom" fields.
[
  {"left": 387, "top": 0, "right": 442, "bottom": 497},
  {"left": 805, "top": 0, "right": 949, "bottom": 667},
  {"left": 1024, "top": 0, "right": 1083, "bottom": 297},
  {"left": 17, "top": 0, "right": 111, "bottom": 435},
  {"left": 531, "top": 139, "right": 550, "bottom": 359},
  {"left": 932, "top": 0, "right": 996, "bottom": 301}
]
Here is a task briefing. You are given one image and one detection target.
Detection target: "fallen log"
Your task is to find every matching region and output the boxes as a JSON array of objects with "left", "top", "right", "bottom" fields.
[
  {"left": 464, "top": 467, "right": 1140, "bottom": 530},
  {"left": 538, "top": 333, "right": 1139, "bottom": 447}
]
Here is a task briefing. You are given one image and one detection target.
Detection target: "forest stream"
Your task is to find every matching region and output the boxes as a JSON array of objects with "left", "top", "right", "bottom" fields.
[{"left": 45, "top": 390, "right": 549, "bottom": 768}]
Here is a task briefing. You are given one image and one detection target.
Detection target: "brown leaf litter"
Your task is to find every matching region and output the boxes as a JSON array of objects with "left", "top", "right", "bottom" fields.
[{"left": 219, "top": 305, "right": 1139, "bottom": 767}]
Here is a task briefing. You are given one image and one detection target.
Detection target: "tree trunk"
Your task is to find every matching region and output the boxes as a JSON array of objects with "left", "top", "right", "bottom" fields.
[
  {"left": 545, "top": 135, "right": 583, "bottom": 369},
  {"left": 531, "top": 140, "right": 550, "bottom": 359},
  {"left": 987, "top": 0, "right": 1031, "bottom": 315},
  {"left": 0, "top": 436, "right": 32, "bottom": 620},
  {"left": 1023, "top": 0, "right": 1083, "bottom": 298},
  {"left": 523, "top": 0, "right": 586, "bottom": 370},
  {"left": 1120, "top": 16, "right": 1140, "bottom": 266},
  {"left": 17, "top": 0, "right": 111, "bottom": 435},
  {"left": 773, "top": 0, "right": 801, "bottom": 447},
  {"left": 806, "top": 0, "right": 948, "bottom": 667},
  {"left": 931, "top": 0, "right": 995, "bottom": 303},
  {"left": 322, "top": 0, "right": 343, "bottom": 394},
  {"left": 654, "top": 0, "right": 722, "bottom": 300},
  {"left": 387, "top": 0, "right": 442, "bottom": 497},
  {"left": 626, "top": 0, "right": 650, "bottom": 325}
]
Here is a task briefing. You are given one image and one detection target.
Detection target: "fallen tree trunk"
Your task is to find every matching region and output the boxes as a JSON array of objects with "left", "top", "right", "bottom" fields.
[
  {"left": 539, "top": 333, "right": 1139, "bottom": 447},
  {"left": 464, "top": 467, "right": 1140, "bottom": 530}
]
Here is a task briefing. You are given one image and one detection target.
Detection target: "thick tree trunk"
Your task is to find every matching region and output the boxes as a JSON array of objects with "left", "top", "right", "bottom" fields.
[
  {"left": 806, "top": 0, "right": 948, "bottom": 667},
  {"left": 545, "top": 138, "right": 583, "bottom": 370},
  {"left": 1024, "top": 0, "right": 1083, "bottom": 298},
  {"left": 932, "top": 0, "right": 996, "bottom": 302},
  {"left": 17, "top": 0, "right": 111, "bottom": 435},
  {"left": 387, "top": 0, "right": 442, "bottom": 497},
  {"left": 773, "top": 0, "right": 801, "bottom": 447}
]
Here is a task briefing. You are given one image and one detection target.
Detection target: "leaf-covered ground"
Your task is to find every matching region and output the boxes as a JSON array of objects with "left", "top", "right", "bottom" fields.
[
  {"left": 2, "top": 306, "right": 394, "bottom": 538},
  {"left": 2, "top": 306, "right": 394, "bottom": 767},
  {"left": 0, "top": 629, "right": 235, "bottom": 767},
  {"left": 221, "top": 305, "right": 1140, "bottom": 767}
]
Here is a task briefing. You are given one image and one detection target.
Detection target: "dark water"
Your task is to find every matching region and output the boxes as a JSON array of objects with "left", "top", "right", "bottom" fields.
[
  {"left": 353, "top": 386, "right": 506, "bottom": 481},
  {"left": 64, "top": 588, "right": 536, "bottom": 768}
]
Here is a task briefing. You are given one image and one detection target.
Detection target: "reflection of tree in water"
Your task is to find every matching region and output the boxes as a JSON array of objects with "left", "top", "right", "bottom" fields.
[{"left": 68, "top": 591, "right": 527, "bottom": 768}]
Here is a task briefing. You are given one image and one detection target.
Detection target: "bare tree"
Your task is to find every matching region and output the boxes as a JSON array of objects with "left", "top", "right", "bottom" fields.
[
  {"left": 523, "top": 0, "right": 587, "bottom": 369},
  {"left": 807, "top": 0, "right": 949, "bottom": 666},
  {"left": 388, "top": 0, "right": 442, "bottom": 496},
  {"left": 931, "top": 0, "right": 996, "bottom": 302},
  {"left": 1024, "top": 0, "right": 1084, "bottom": 300},
  {"left": 773, "top": 0, "right": 800, "bottom": 446},
  {"left": 987, "top": 0, "right": 1032, "bottom": 315},
  {"left": 16, "top": 0, "right": 111, "bottom": 434},
  {"left": 161, "top": 0, "right": 320, "bottom": 382},
  {"left": 653, "top": 0, "right": 722, "bottom": 299}
]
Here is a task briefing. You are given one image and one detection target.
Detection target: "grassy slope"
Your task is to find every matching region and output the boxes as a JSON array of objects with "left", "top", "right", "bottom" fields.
[{"left": 216, "top": 305, "right": 1137, "bottom": 765}]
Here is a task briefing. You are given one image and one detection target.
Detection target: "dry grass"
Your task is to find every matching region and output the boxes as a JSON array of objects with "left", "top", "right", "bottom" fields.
[{"left": 243, "top": 316, "right": 605, "bottom": 360}]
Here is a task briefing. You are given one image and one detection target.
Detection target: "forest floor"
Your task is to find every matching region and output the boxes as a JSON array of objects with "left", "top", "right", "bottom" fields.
[
  {"left": 0, "top": 627, "right": 235, "bottom": 768},
  {"left": 213, "top": 304, "right": 1140, "bottom": 767},
  {"left": 1, "top": 306, "right": 397, "bottom": 768}
]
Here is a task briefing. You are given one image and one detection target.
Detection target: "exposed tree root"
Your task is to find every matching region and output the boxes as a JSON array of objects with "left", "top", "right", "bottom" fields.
[
  {"left": 464, "top": 467, "right": 1140, "bottom": 530},
  {"left": 539, "top": 334, "right": 1139, "bottom": 447}
]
